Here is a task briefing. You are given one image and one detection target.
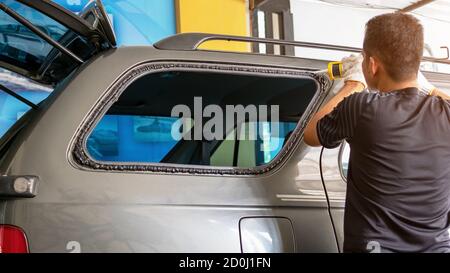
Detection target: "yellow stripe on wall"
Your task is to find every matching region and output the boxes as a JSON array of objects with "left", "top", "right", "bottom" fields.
[{"left": 176, "top": 0, "right": 250, "bottom": 52}]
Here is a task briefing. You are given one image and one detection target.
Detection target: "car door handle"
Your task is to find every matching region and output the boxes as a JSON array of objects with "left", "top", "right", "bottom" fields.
[{"left": 0, "top": 175, "right": 39, "bottom": 198}]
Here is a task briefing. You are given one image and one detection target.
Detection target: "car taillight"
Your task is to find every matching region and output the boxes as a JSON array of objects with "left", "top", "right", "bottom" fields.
[{"left": 0, "top": 225, "right": 29, "bottom": 253}]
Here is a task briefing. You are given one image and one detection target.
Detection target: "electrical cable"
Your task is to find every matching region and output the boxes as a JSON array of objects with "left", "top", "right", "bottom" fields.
[{"left": 319, "top": 146, "right": 341, "bottom": 252}]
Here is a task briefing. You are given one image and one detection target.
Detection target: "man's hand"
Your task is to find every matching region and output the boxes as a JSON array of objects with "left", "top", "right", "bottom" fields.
[
  {"left": 304, "top": 54, "right": 366, "bottom": 147},
  {"left": 342, "top": 54, "right": 367, "bottom": 88},
  {"left": 418, "top": 71, "right": 450, "bottom": 99}
]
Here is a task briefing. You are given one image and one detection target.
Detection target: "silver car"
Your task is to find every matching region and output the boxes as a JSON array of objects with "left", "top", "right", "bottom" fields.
[{"left": 0, "top": 0, "right": 449, "bottom": 253}]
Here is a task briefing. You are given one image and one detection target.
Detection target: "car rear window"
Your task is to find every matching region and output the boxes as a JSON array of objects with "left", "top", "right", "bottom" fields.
[
  {"left": 0, "top": 0, "right": 97, "bottom": 85},
  {"left": 85, "top": 70, "right": 318, "bottom": 168},
  {"left": 0, "top": 0, "right": 68, "bottom": 76},
  {"left": 0, "top": 0, "right": 95, "bottom": 139}
]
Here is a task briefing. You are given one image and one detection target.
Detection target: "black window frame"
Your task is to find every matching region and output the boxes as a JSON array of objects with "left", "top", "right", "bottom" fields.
[{"left": 70, "top": 61, "right": 331, "bottom": 176}]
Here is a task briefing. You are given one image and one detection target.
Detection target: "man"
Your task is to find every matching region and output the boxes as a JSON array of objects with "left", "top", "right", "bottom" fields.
[{"left": 304, "top": 13, "right": 450, "bottom": 252}]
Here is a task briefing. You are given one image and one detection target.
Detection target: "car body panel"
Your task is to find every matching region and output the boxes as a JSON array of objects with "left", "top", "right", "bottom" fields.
[{"left": 0, "top": 46, "right": 339, "bottom": 252}]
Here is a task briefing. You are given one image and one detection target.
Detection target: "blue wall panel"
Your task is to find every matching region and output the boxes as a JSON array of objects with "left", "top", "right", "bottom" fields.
[{"left": 53, "top": 0, "right": 176, "bottom": 45}]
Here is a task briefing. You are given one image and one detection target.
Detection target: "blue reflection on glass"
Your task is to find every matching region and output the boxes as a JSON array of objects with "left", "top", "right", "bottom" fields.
[{"left": 87, "top": 115, "right": 180, "bottom": 162}]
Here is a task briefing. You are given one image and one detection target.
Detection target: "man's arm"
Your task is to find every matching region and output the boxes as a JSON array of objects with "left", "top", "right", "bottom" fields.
[
  {"left": 304, "top": 81, "right": 365, "bottom": 146},
  {"left": 304, "top": 54, "right": 366, "bottom": 147}
]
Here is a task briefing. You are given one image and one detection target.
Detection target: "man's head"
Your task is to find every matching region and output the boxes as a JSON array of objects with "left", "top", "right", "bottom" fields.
[{"left": 362, "top": 13, "right": 424, "bottom": 91}]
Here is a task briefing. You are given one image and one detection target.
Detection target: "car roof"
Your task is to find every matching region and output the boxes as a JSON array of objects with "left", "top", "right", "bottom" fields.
[{"left": 101, "top": 45, "right": 330, "bottom": 73}]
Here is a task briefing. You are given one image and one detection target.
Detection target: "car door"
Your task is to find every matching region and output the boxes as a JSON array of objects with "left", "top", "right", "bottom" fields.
[{"left": 322, "top": 71, "right": 450, "bottom": 252}]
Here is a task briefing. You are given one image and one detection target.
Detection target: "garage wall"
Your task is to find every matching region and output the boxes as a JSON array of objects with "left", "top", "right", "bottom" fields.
[
  {"left": 290, "top": 0, "right": 382, "bottom": 61},
  {"left": 290, "top": 0, "right": 450, "bottom": 73},
  {"left": 102, "top": 0, "right": 176, "bottom": 46},
  {"left": 52, "top": 0, "right": 176, "bottom": 45},
  {"left": 175, "top": 0, "right": 250, "bottom": 52}
]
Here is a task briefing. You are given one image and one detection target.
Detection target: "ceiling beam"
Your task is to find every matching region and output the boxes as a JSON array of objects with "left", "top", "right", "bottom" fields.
[{"left": 398, "top": 0, "right": 435, "bottom": 13}]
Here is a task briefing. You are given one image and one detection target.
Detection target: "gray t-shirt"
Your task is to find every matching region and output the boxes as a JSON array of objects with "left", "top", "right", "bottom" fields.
[{"left": 317, "top": 87, "right": 450, "bottom": 253}]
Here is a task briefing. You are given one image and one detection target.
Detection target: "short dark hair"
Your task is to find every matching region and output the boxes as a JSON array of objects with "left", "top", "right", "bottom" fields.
[{"left": 363, "top": 13, "right": 424, "bottom": 81}]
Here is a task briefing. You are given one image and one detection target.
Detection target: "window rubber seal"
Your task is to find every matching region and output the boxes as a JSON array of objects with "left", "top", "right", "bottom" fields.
[{"left": 69, "top": 60, "right": 332, "bottom": 176}]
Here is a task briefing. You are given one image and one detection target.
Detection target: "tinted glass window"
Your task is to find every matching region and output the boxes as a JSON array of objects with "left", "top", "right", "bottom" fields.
[
  {"left": 0, "top": 0, "right": 68, "bottom": 73},
  {"left": 86, "top": 71, "right": 317, "bottom": 168},
  {"left": 210, "top": 121, "right": 297, "bottom": 167},
  {"left": 88, "top": 115, "right": 187, "bottom": 163},
  {"left": 0, "top": 68, "right": 52, "bottom": 137},
  {"left": 0, "top": 0, "right": 96, "bottom": 138},
  {"left": 0, "top": 0, "right": 97, "bottom": 85}
]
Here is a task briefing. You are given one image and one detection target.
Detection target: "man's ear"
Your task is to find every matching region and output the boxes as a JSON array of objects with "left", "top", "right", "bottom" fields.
[{"left": 369, "top": 56, "right": 379, "bottom": 76}]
